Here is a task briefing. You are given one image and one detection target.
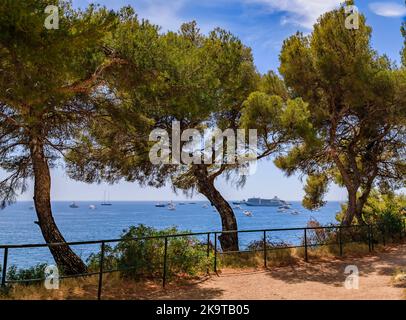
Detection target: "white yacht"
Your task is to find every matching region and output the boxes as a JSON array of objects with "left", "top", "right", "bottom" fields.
[
  {"left": 69, "top": 202, "right": 79, "bottom": 208},
  {"left": 244, "top": 210, "right": 253, "bottom": 217}
]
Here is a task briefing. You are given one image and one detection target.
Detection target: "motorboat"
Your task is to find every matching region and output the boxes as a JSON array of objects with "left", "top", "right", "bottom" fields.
[
  {"left": 69, "top": 202, "right": 79, "bottom": 208},
  {"left": 232, "top": 200, "right": 246, "bottom": 205},
  {"left": 243, "top": 210, "right": 253, "bottom": 217},
  {"left": 89, "top": 205, "right": 96, "bottom": 210},
  {"left": 155, "top": 203, "right": 165, "bottom": 207}
]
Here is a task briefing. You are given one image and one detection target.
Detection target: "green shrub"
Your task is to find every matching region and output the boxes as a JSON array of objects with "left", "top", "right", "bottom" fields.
[
  {"left": 87, "top": 225, "right": 213, "bottom": 281},
  {"left": 2, "top": 263, "right": 48, "bottom": 285},
  {"left": 336, "top": 190, "right": 406, "bottom": 231}
]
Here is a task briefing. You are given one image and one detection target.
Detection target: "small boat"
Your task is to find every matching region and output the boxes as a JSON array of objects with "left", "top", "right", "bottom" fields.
[
  {"left": 290, "top": 210, "right": 300, "bottom": 215},
  {"left": 69, "top": 202, "right": 79, "bottom": 208},
  {"left": 29, "top": 206, "right": 34, "bottom": 210},
  {"left": 189, "top": 202, "right": 196, "bottom": 204},
  {"left": 179, "top": 202, "right": 186, "bottom": 205},
  {"left": 243, "top": 210, "right": 253, "bottom": 217},
  {"left": 168, "top": 202, "right": 176, "bottom": 211},
  {"left": 89, "top": 205, "right": 96, "bottom": 210},
  {"left": 155, "top": 203, "right": 165, "bottom": 207},
  {"left": 233, "top": 205, "right": 242, "bottom": 210},
  {"left": 232, "top": 200, "right": 246, "bottom": 205},
  {"left": 202, "top": 204, "right": 208, "bottom": 209}
]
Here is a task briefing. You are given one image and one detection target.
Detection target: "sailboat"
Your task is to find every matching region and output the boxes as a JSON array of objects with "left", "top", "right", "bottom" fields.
[
  {"left": 101, "top": 191, "right": 112, "bottom": 206},
  {"left": 167, "top": 201, "right": 176, "bottom": 211}
]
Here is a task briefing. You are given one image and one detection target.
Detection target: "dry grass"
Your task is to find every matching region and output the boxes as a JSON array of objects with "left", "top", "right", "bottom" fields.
[
  {"left": 0, "top": 273, "right": 176, "bottom": 300},
  {"left": 219, "top": 248, "right": 298, "bottom": 269},
  {"left": 392, "top": 267, "right": 406, "bottom": 298},
  {"left": 219, "top": 242, "right": 376, "bottom": 270}
]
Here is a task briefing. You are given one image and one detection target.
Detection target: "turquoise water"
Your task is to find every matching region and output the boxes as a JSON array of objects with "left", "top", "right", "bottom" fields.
[{"left": 0, "top": 201, "right": 341, "bottom": 269}]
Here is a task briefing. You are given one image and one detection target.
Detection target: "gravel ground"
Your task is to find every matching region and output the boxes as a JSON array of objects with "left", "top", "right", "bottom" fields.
[{"left": 148, "top": 244, "right": 406, "bottom": 300}]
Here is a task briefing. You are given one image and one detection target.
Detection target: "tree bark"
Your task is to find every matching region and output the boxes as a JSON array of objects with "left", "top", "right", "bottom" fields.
[
  {"left": 193, "top": 165, "right": 239, "bottom": 251},
  {"left": 30, "top": 136, "right": 87, "bottom": 275},
  {"left": 342, "top": 187, "right": 367, "bottom": 226},
  {"left": 342, "top": 187, "right": 357, "bottom": 226}
]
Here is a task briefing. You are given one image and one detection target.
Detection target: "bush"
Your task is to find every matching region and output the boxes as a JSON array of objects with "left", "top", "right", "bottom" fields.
[
  {"left": 87, "top": 225, "right": 213, "bottom": 281},
  {"left": 337, "top": 191, "right": 406, "bottom": 230},
  {"left": 0, "top": 263, "right": 48, "bottom": 286}
]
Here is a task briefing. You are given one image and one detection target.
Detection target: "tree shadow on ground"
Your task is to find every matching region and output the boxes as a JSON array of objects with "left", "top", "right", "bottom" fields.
[
  {"left": 262, "top": 245, "right": 406, "bottom": 286},
  {"left": 65, "top": 276, "right": 224, "bottom": 300}
]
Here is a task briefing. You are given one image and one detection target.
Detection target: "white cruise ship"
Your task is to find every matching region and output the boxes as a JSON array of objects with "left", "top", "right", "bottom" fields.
[{"left": 245, "top": 196, "right": 284, "bottom": 207}]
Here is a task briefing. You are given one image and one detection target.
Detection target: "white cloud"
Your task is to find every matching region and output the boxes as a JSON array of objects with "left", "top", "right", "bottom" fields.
[
  {"left": 132, "top": 0, "right": 186, "bottom": 32},
  {"left": 245, "top": 0, "right": 342, "bottom": 29},
  {"left": 369, "top": 2, "right": 406, "bottom": 17},
  {"left": 126, "top": 0, "right": 225, "bottom": 34}
]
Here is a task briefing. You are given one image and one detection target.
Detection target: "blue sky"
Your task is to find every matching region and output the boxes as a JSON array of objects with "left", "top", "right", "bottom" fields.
[{"left": 2, "top": 0, "right": 405, "bottom": 201}]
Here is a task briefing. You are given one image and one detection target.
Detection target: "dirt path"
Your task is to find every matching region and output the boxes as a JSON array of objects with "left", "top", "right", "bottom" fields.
[{"left": 149, "top": 244, "right": 406, "bottom": 300}]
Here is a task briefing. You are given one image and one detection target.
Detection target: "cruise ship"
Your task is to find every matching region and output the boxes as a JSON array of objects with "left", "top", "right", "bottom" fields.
[{"left": 245, "top": 196, "right": 284, "bottom": 207}]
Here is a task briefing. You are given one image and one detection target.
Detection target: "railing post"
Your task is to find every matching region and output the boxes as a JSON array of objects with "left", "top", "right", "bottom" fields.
[
  {"left": 338, "top": 227, "right": 343, "bottom": 257},
  {"left": 263, "top": 230, "right": 267, "bottom": 268},
  {"left": 214, "top": 233, "right": 218, "bottom": 275},
  {"left": 163, "top": 237, "right": 168, "bottom": 288},
  {"left": 304, "top": 228, "right": 308, "bottom": 262},
  {"left": 97, "top": 241, "right": 105, "bottom": 300},
  {"left": 206, "top": 233, "right": 210, "bottom": 275},
  {"left": 1, "top": 247, "right": 8, "bottom": 288}
]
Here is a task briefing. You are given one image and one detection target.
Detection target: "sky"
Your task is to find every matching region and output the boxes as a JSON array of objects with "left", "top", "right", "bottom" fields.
[{"left": 2, "top": 0, "right": 405, "bottom": 202}]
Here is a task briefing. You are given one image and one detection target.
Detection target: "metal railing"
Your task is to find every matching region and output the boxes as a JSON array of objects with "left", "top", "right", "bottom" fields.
[{"left": 0, "top": 220, "right": 405, "bottom": 300}]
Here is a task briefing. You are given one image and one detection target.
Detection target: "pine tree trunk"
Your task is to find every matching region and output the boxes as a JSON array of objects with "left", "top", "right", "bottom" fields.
[
  {"left": 342, "top": 188, "right": 357, "bottom": 226},
  {"left": 193, "top": 165, "right": 239, "bottom": 251},
  {"left": 342, "top": 187, "right": 367, "bottom": 226},
  {"left": 30, "top": 137, "right": 87, "bottom": 275}
]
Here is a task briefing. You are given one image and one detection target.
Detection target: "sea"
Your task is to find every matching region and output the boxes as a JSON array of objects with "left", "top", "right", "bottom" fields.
[{"left": 0, "top": 201, "right": 341, "bottom": 269}]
